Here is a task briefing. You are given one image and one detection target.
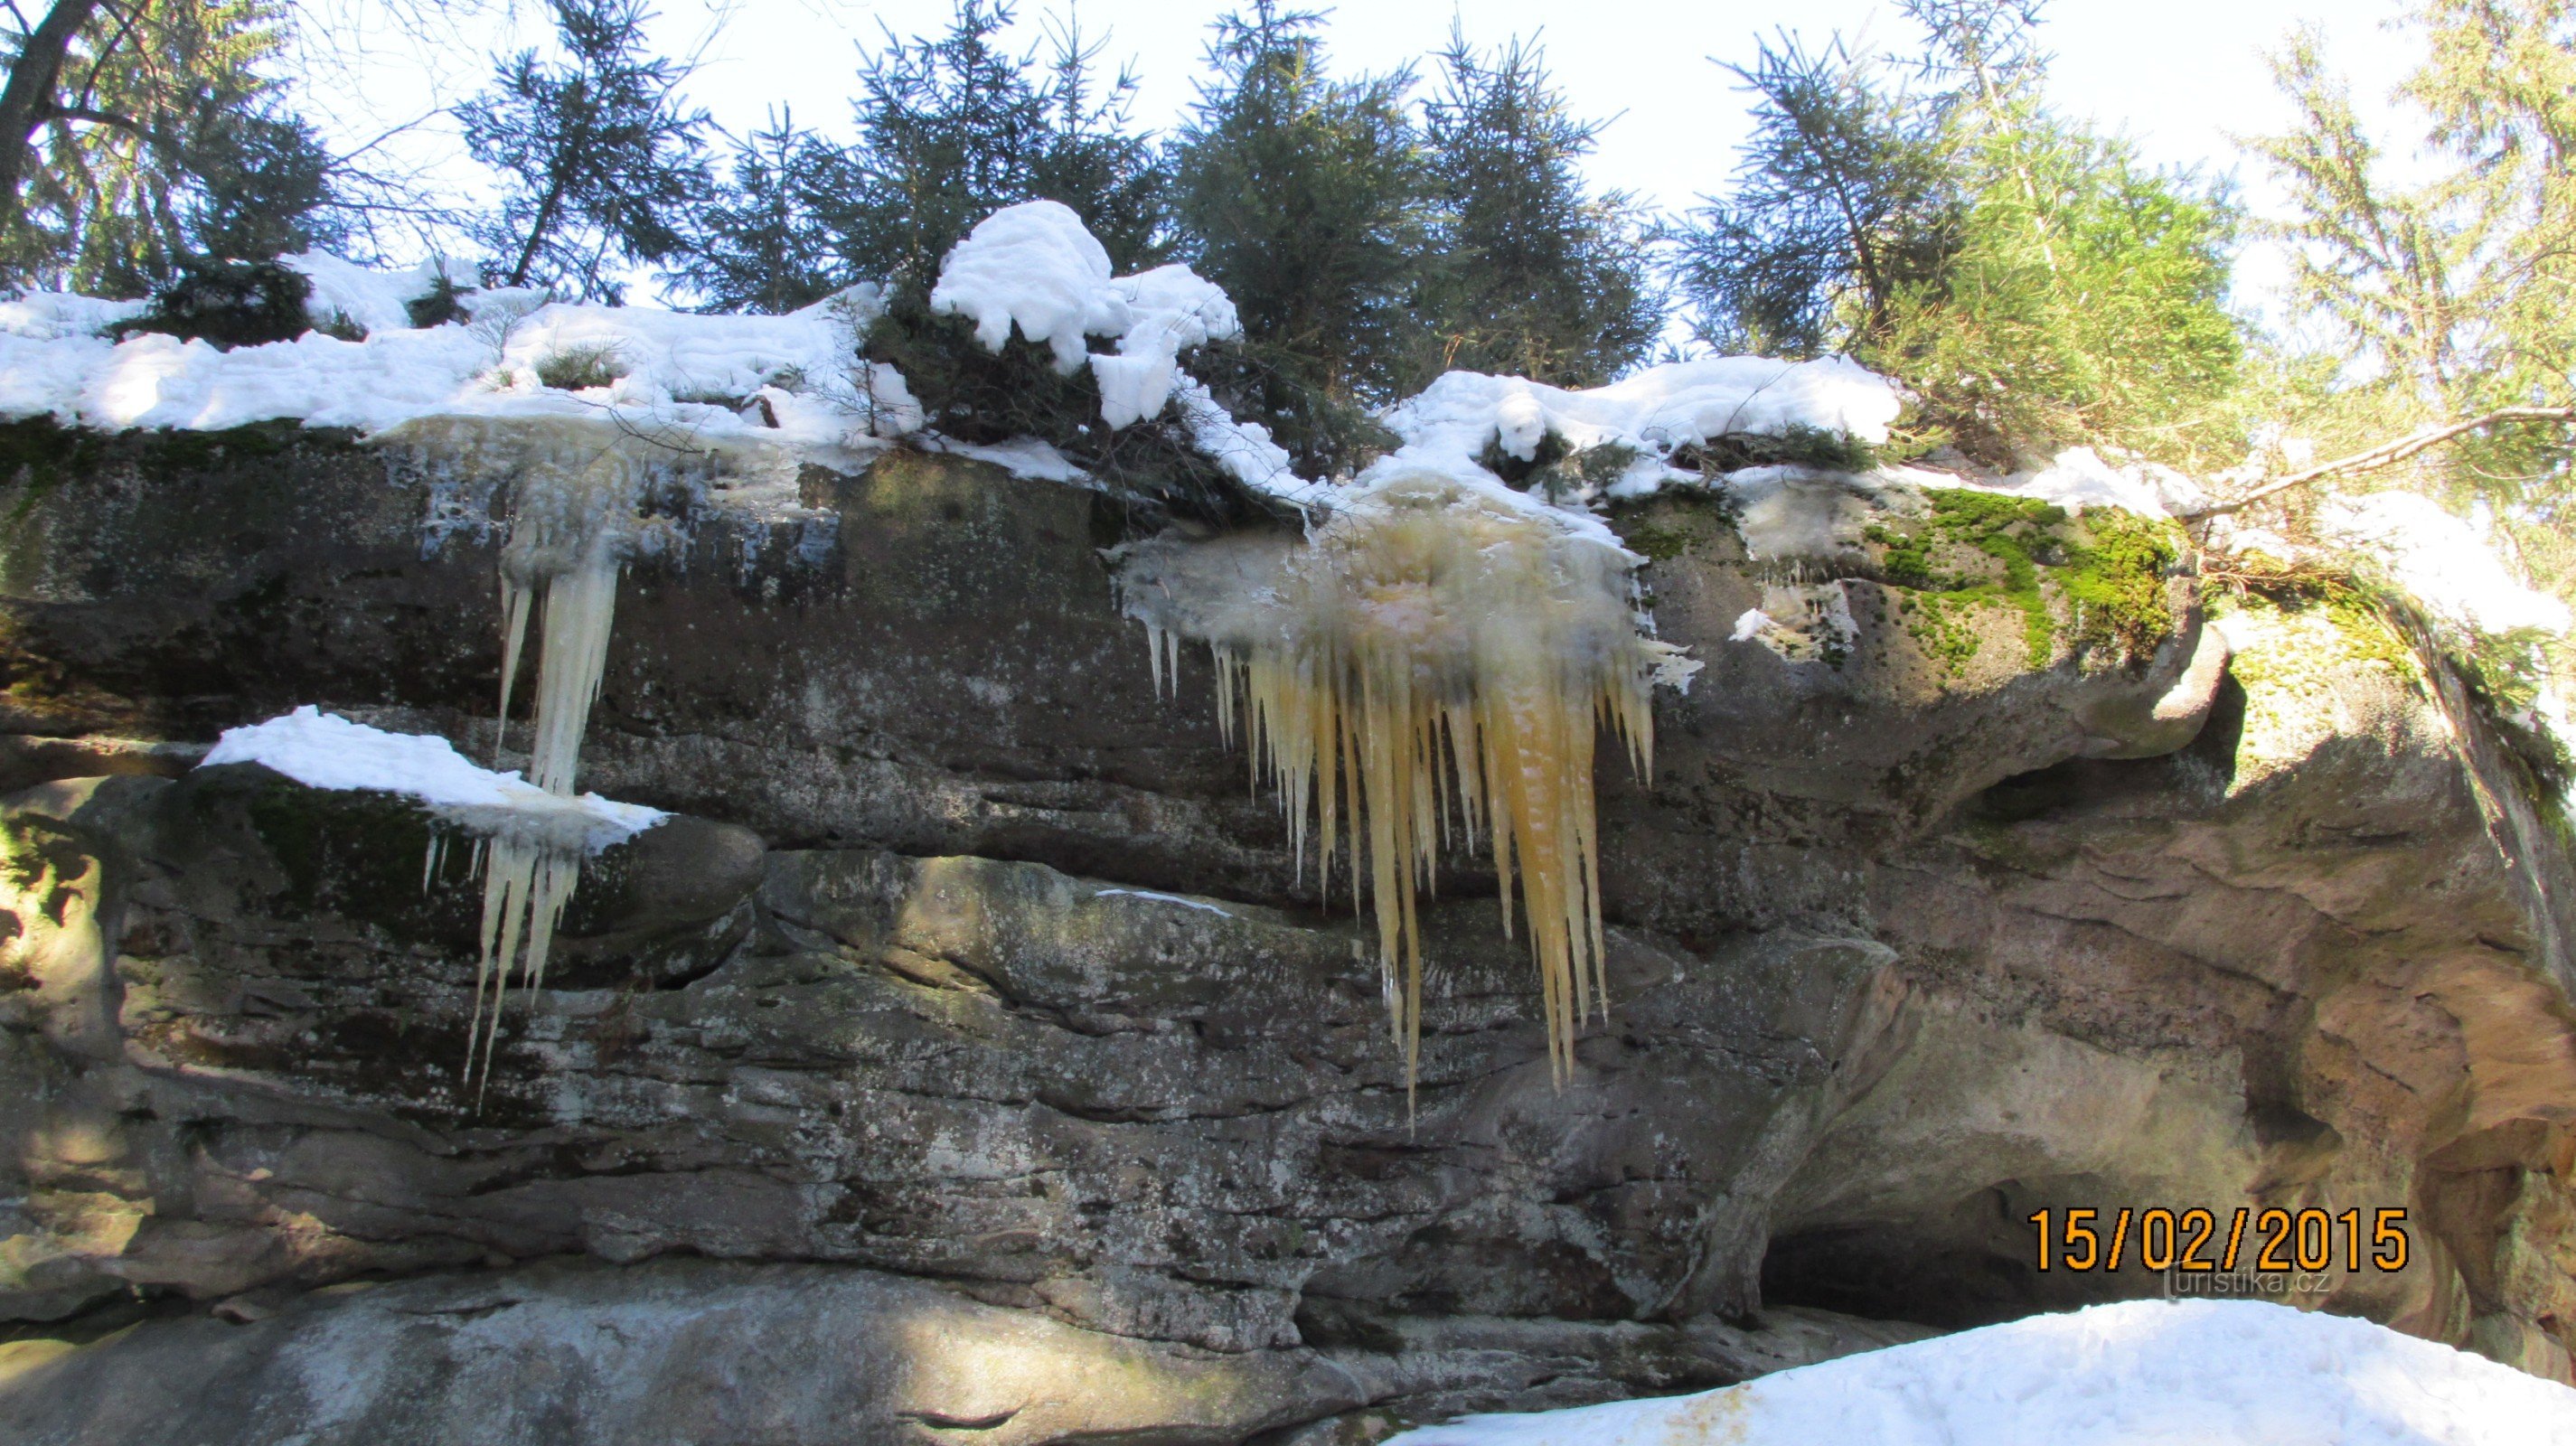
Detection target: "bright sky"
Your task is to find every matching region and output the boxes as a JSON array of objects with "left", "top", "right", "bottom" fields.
[{"left": 296, "top": 0, "right": 2430, "bottom": 308}]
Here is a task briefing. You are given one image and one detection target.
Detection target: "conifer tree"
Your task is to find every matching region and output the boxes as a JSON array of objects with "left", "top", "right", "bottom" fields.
[
  {"left": 2249, "top": 0, "right": 2576, "bottom": 623},
  {"left": 0, "top": 1, "right": 342, "bottom": 293},
  {"left": 1675, "top": 1, "right": 2241, "bottom": 467},
  {"left": 1668, "top": 30, "right": 1953, "bottom": 360},
  {"left": 1168, "top": 2, "right": 1425, "bottom": 476},
  {"left": 1409, "top": 27, "right": 1660, "bottom": 390},
  {"left": 668, "top": 110, "right": 850, "bottom": 313},
  {"left": 2253, "top": 0, "right": 2576, "bottom": 486},
  {"left": 458, "top": 0, "right": 712, "bottom": 300},
  {"left": 1880, "top": 0, "right": 2241, "bottom": 465},
  {"left": 825, "top": 0, "right": 1162, "bottom": 291}
]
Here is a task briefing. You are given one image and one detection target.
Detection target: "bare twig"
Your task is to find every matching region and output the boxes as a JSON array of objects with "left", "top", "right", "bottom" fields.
[{"left": 2191, "top": 405, "right": 2576, "bottom": 517}]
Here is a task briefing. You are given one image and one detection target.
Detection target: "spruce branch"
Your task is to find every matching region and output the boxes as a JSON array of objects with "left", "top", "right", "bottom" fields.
[{"left": 2192, "top": 406, "right": 2576, "bottom": 517}]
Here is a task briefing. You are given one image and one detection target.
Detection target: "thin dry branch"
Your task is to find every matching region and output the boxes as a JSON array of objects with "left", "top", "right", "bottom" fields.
[{"left": 2191, "top": 405, "right": 2576, "bottom": 516}]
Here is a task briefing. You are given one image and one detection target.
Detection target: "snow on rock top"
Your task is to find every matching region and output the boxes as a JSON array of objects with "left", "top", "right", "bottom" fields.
[
  {"left": 202, "top": 706, "right": 665, "bottom": 852},
  {"left": 1387, "top": 1299, "right": 2576, "bottom": 1446},
  {"left": 1334, "top": 358, "right": 1898, "bottom": 554},
  {"left": 0, "top": 289, "right": 146, "bottom": 341},
  {"left": 2315, "top": 491, "right": 2572, "bottom": 640},
  {"left": 926, "top": 199, "right": 1255, "bottom": 439},
  {"left": 929, "top": 199, "right": 1124, "bottom": 372},
  {"left": 1381, "top": 357, "right": 1904, "bottom": 483},
  {"left": 284, "top": 250, "right": 475, "bottom": 336},
  {"left": 1980, "top": 446, "right": 2210, "bottom": 520},
  {"left": 0, "top": 277, "right": 880, "bottom": 455}
]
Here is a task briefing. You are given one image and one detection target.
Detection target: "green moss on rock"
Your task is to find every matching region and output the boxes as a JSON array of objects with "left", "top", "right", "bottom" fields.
[{"left": 1862, "top": 486, "right": 2180, "bottom": 677}]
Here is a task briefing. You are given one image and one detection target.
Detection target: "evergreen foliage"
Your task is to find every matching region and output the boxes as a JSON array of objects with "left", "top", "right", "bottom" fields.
[
  {"left": 2250, "top": 0, "right": 2576, "bottom": 695},
  {"left": 1669, "top": 31, "right": 1954, "bottom": 360},
  {"left": 1673, "top": 1, "right": 2243, "bottom": 468},
  {"left": 457, "top": 0, "right": 713, "bottom": 300},
  {"left": 824, "top": 0, "right": 1164, "bottom": 290},
  {"left": 1168, "top": 3, "right": 1423, "bottom": 478},
  {"left": 111, "top": 254, "right": 311, "bottom": 347},
  {"left": 668, "top": 109, "right": 850, "bottom": 313},
  {"left": 0, "top": 1, "right": 342, "bottom": 294},
  {"left": 2252, "top": 0, "right": 2576, "bottom": 509},
  {"left": 1407, "top": 27, "right": 1660, "bottom": 390},
  {"left": 1879, "top": 1, "right": 2242, "bottom": 466}
]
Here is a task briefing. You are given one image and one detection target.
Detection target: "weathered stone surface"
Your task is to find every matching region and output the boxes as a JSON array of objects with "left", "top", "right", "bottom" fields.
[
  {"left": 0, "top": 1256, "right": 1925, "bottom": 1446},
  {"left": 0, "top": 766, "right": 1893, "bottom": 1342},
  {"left": 0, "top": 430, "right": 2568, "bottom": 1439}
]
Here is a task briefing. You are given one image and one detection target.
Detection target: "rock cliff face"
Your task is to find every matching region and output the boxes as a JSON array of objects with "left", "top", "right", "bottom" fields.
[{"left": 0, "top": 426, "right": 2570, "bottom": 1442}]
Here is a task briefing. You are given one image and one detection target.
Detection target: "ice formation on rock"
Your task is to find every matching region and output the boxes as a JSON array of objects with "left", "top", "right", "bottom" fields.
[
  {"left": 1120, "top": 471, "right": 1694, "bottom": 1087},
  {"left": 200, "top": 702, "right": 668, "bottom": 1092},
  {"left": 379, "top": 413, "right": 744, "bottom": 1088}
]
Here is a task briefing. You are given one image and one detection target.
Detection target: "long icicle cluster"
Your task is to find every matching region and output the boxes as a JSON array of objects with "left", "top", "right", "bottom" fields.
[
  {"left": 1131, "top": 474, "right": 1677, "bottom": 1094},
  {"left": 469, "top": 437, "right": 645, "bottom": 1093},
  {"left": 386, "top": 415, "right": 678, "bottom": 1097}
]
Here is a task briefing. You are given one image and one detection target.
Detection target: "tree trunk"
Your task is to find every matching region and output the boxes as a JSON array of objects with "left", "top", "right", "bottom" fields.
[{"left": 0, "top": 0, "right": 107, "bottom": 230}]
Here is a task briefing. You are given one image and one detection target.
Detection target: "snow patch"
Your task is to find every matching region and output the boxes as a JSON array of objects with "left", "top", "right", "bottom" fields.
[
  {"left": 201, "top": 706, "right": 664, "bottom": 852},
  {"left": 2314, "top": 491, "right": 2572, "bottom": 640},
  {"left": 1375, "top": 357, "right": 1905, "bottom": 510},
  {"left": 1387, "top": 1299, "right": 2576, "bottom": 1446},
  {"left": 1974, "top": 446, "right": 2209, "bottom": 520}
]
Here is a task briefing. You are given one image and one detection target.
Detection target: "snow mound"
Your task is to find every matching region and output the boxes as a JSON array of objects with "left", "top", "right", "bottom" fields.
[
  {"left": 201, "top": 706, "right": 665, "bottom": 852},
  {"left": 930, "top": 200, "right": 1124, "bottom": 372},
  {"left": 927, "top": 197, "right": 1288, "bottom": 461},
  {"left": 1376, "top": 357, "right": 1904, "bottom": 502},
  {"left": 284, "top": 251, "right": 475, "bottom": 336},
  {"left": 2314, "top": 492, "right": 2571, "bottom": 640},
  {"left": 1387, "top": 1300, "right": 2576, "bottom": 1446},
  {"left": 925, "top": 200, "right": 1277, "bottom": 465},
  {"left": 1979, "top": 446, "right": 2210, "bottom": 520}
]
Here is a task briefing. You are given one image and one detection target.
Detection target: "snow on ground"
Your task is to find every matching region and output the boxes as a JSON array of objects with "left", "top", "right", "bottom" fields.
[
  {"left": 201, "top": 706, "right": 664, "bottom": 852},
  {"left": 1387, "top": 1300, "right": 2576, "bottom": 1446}
]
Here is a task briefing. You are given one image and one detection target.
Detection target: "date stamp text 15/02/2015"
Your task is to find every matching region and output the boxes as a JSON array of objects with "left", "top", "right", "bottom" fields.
[{"left": 2026, "top": 1207, "right": 2411, "bottom": 1275}]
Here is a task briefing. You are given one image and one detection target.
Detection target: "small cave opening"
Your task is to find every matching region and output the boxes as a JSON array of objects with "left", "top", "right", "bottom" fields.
[
  {"left": 1760, "top": 1186, "right": 2170, "bottom": 1330},
  {"left": 1964, "top": 671, "right": 2249, "bottom": 829}
]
